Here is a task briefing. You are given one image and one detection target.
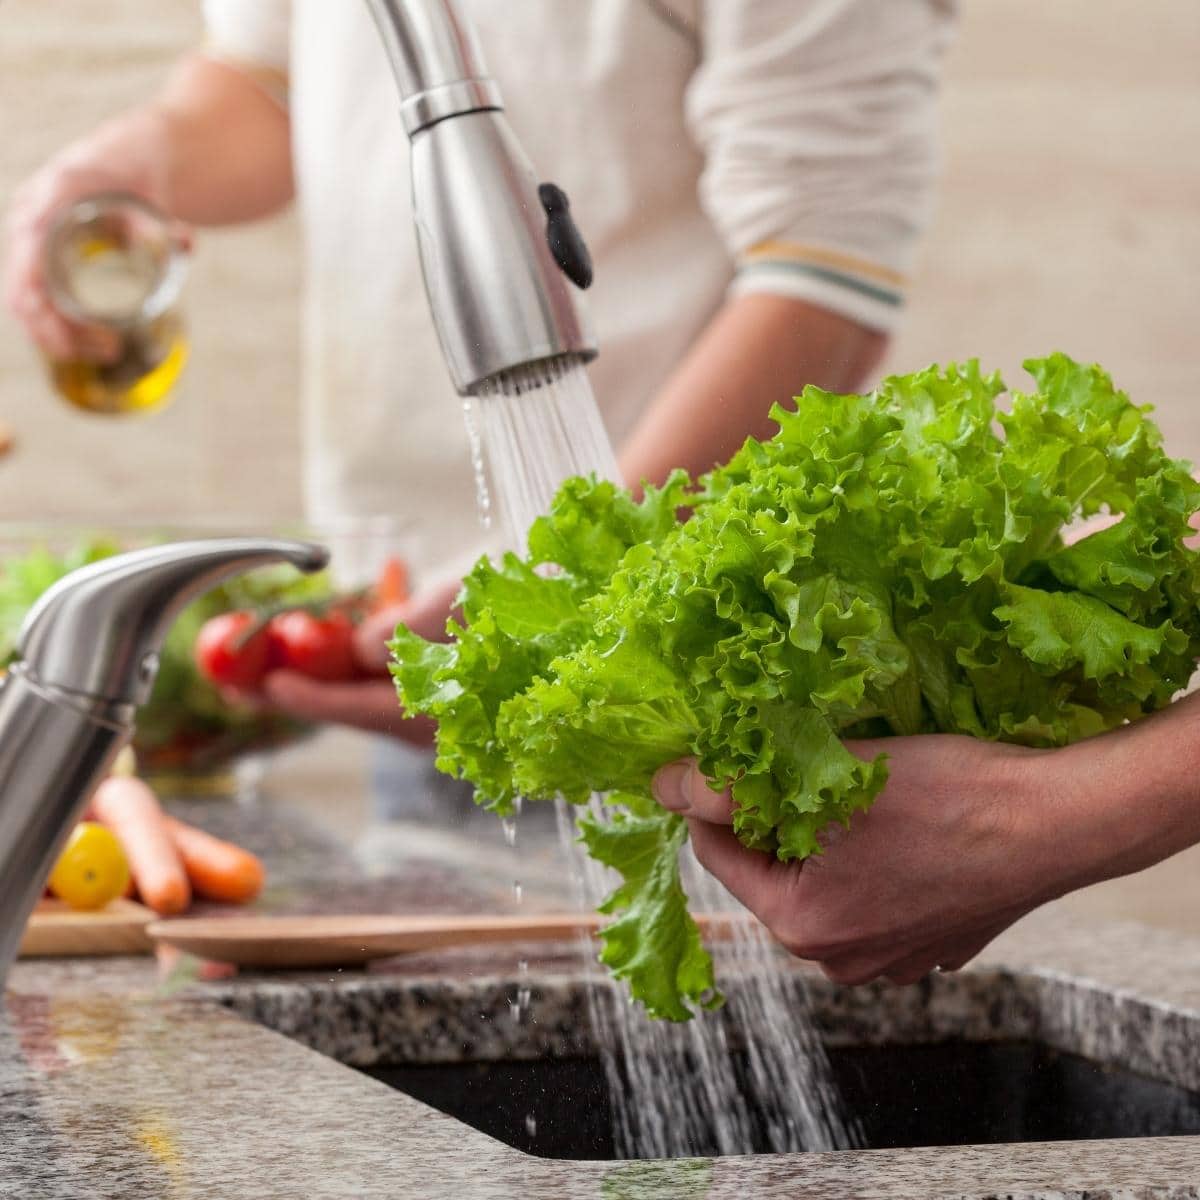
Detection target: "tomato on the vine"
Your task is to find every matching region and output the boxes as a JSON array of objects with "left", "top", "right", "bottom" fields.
[
  {"left": 193, "top": 611, "right": 271, "bottom": 689},
  {"left": 267, "top": 609, "right": 358, "bottom": 681}
]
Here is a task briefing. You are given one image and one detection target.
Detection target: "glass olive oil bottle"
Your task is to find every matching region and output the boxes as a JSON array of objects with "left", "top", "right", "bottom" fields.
[{"left": 43, "top": 193, "right": 190, "bottom": 416}]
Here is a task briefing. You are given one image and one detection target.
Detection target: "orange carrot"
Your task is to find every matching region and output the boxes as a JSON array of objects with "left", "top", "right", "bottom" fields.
[
  {"left": 90, "top": 777, "right": 191, "bottom": 916},
  {"left": 162, "top": 816, "right": 265, "bottom": 904},
  {"left": 373, "top": 556, "right": 410, "bottom": 609}
]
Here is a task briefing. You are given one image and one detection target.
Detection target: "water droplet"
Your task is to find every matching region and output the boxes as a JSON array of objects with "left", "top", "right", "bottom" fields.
[
  {"left": 525, "top": 1114, "right": 538, "bottom": 1138},
  {"left": 461, "top": 396, "right": 492, "bottom": 530},
  {"left": 501, "top": 817, "right": 518, "bottom": 847},
  {"left": 512, "top": 881, "right": 523, "bottom": 904}
]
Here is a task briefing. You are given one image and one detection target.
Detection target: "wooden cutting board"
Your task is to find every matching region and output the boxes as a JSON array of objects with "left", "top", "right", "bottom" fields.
[
  {"left": 147, "top": 911, "right": 743, "bottom": 969},
  {"left": 19, "top": 898, "right": 156, "bottom": 958}
]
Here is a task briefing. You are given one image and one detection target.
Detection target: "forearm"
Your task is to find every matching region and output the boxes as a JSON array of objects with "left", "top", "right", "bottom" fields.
[
  {"left": 157, "top": 54, "right": 293, "bottom": 223},
  {"left": 76, "top": 53, "right": 293, "bottom": 226},
  {"left": 1044, "top": 692, "right": 1200, "bottom": 893},
  {"left": 618, "top": 295, "right": 887, "bottom": 491}
]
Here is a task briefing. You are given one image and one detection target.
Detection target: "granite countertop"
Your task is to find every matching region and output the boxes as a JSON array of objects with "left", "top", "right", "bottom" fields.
[{"left": 3, "top": 764, "right": 1200, "bottom": 1199}]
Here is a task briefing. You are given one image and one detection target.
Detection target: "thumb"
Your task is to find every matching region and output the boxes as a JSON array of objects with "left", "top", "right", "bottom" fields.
[
  {"left": 353, "top": 578, "right": 462, "bottom": 673},
  {"left": 353, "top": 605, "right": 409, "bottom": 674}
]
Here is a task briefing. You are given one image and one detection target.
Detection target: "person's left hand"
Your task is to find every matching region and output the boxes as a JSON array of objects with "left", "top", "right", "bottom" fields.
[{"left": 652, "top": 734, "right": 1078, "bottom": 985}]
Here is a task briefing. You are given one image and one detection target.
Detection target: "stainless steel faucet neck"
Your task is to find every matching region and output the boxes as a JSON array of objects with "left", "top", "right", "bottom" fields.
[
  {"left": 19, "top": 538, "right": 329, "bottom": 705},
  {"left": 364, "top": 0, "right": 503, "bottom": 136}
]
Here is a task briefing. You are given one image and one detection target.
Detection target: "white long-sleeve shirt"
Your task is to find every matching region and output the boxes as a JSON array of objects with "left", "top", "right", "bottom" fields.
[{"left": 203, "top": 0, "right": 955, "bottom": 581}]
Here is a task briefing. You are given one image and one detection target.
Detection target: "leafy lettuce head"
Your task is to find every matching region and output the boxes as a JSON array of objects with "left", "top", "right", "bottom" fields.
[{"left": 390, "top": 355, "right": 1200, "bottom": 1020}]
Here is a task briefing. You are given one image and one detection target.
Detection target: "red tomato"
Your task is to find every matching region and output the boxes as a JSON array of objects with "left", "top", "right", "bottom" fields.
[
  {"left": 267, "top": 610, "right": 358, "bottom": 681},
  {"left": 194, "top": 611, "right": 271, "bottom": 689}
]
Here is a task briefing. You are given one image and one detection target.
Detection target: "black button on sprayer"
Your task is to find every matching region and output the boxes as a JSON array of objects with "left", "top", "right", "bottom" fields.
[{"left": 538, "top": 183, "right": 593, "bottom": 290}]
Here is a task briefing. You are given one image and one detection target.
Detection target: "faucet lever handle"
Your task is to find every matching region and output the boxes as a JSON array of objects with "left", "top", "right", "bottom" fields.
[{"left": 539, "top": 184, "right": 593, "bottom": 291}]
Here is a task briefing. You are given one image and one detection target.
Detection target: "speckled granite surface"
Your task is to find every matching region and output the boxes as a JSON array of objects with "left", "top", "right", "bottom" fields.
[{"left": 3, "top": 794, "right": 1200, "bottom": 1198}]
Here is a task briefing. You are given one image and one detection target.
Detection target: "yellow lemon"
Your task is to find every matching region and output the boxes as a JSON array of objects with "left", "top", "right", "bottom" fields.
[{"left": 48, "top": 822, "right": 130, "bottom": 911}]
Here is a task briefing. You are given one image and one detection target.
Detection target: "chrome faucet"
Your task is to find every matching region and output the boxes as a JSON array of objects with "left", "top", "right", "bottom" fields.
[
  {"left": 364, "top": 0, "right": 596, "bottom": 395},
  {"left": 0, "top": 538, "right": 328, "bottom": 983}
]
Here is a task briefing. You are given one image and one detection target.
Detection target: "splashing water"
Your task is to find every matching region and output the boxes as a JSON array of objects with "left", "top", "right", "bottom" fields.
[
  {"left": 557, "top": 800, "right": 859, "bottom": 1158},
  {"left": 463, "top": 355, "right": 858, "bottom": 1157},
  {"left": 467, "top": 357, "right": 620, "bottom": 550}
]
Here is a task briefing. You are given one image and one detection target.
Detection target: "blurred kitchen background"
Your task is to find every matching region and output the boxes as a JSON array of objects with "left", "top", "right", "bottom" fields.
[{"left": 0, "top": 2, "right": 1197, "bottom": 927}]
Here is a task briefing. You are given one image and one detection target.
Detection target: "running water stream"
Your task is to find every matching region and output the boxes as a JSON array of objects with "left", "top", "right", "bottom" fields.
[{"left": 462, "top": 356, "right": 860, "bottom": 1157}]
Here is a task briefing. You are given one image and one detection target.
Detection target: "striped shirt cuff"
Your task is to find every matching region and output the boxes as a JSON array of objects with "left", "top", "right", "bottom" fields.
[{"left": 732, "top": 241, "right": 907, "bottom": 334}]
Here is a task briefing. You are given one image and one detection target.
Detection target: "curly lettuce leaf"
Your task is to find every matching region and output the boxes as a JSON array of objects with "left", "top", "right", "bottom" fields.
[{"left": 577, "top": 793, "right": 720, "bottom": 1023}]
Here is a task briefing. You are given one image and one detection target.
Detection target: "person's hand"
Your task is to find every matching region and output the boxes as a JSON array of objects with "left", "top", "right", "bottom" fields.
[
  {"left": 652, "top": 734, "right": 1087, "bottom": 985},
  {"left": 244, "top": 578, "right": 461, "bottom": 742},
  {"left": 3, "top": 107, "right": 185, "bottom": 362}
]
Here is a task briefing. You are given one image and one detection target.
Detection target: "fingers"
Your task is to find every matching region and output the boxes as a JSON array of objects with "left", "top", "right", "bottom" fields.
[
  {"left": 5, "top": 174, "right": 74, "bottom": 355},
  {"left": 883, "top": 913, "right": 1026, "bottom": 984},
  {"left": 651, "top": 760, "right": 735, "bottom": 824},
  {"left": 3, "top": 233, "right": 72, "bottom": 358},
  {"left": 820, "top": 914, "right": 1022, "bottom": 988},
  {"left": 260, "top": 670, "right": 435, "bottom": 743},
  {"left": 1186, "top": 507, "right": 1200, "bottom": 551},
  {"left": 654, "top": 762, "right": 807, "bottom": 943},
  {"left": 4, "top": 221, "right": 116, "bottom": 362},
  {"left": 685, "top": 817, "right": 795, "bottom": 930},
  {"left": 3, "top": 140, "right": 171, "bottom": 361}
]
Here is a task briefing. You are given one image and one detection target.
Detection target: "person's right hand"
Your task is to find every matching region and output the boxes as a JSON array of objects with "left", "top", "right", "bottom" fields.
[
  {"left": 652, "top": 735, "right": 1051, "bottom": 986},
  {"left": 3, "top": 107, "right": 184, "bottom": 363}
]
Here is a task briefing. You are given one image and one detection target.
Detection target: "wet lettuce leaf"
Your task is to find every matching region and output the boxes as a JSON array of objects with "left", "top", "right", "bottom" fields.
[{"left": 390, "top": 354, "right": 1200, "bottom": 1020}]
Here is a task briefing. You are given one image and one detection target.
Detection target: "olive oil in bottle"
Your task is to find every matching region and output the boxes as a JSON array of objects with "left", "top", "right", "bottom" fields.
[
  {"left": 43, "top": 193, "right": 190, "bottom": 416},
  {"left": 49, "top": 313, "right": 189, "bottom": 416}
]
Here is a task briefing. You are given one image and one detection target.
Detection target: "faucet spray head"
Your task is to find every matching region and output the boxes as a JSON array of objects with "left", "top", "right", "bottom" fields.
[{"left": 365, "top": 0, "right": 597, "bottom": 395}]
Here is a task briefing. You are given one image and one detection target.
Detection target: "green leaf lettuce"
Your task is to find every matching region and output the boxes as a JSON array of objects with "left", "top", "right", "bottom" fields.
[{"left": 390, "top": 354, "right": 1200, "bottom": 1020}]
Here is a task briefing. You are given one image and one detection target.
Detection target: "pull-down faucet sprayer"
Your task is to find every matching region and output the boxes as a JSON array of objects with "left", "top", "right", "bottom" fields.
[{"left": 363, "top": 0, "right": 597, "bottom": 395}]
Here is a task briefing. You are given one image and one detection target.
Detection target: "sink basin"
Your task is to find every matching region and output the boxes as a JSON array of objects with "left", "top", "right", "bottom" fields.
[
  {"left": 359, "top": 1040, "right": 1200, "bottom": 1160},
  {"left": 215, "top": 951, "right": 1200, "bottom": 1163}
]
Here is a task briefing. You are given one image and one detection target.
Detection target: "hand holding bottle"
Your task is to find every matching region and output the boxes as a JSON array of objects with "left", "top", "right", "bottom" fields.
[{"left": 4, "top": 108, "right": 186, "bottom": 363}]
